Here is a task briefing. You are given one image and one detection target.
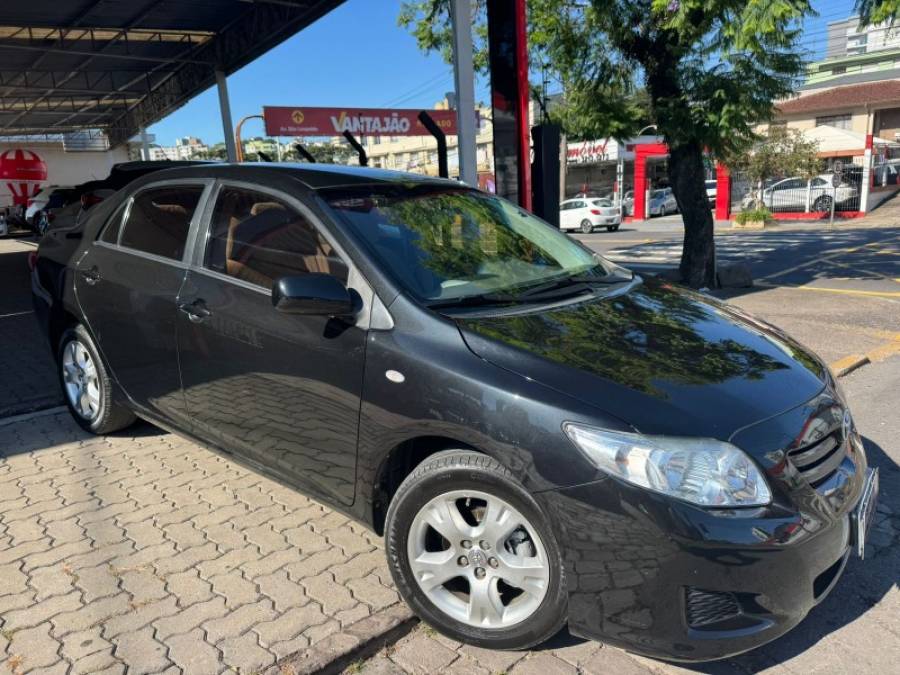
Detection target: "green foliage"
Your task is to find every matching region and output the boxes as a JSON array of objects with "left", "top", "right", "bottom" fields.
[
  {"left": 856, "top": 0, "right": 900, "bottom": 25},
  {"left": 726, "top": 126, "right": 822, "bottom": 187},
  {"left": 399, "top": 0, "right": 811, "bottom": 153},
  {"left": 734, "top": 207, "right": 771, "bottom": 225}
]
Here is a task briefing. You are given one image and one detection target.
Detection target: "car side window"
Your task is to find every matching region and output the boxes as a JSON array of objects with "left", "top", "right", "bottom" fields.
[
  {"left": 204, "top": 185, "right": 348, "bottom": 291},
  {"left": 99, "top": 203, "right": 128, "bottom": 244},
  {"left": 118, "top": 185, "right": 203, "bottom": 260}
]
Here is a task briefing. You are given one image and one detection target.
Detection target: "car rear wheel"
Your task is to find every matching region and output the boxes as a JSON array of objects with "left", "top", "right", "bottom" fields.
[
  {"left": 385, "top": 450, "right": 567, "bottom": 650},
  {"left": 813, "top": 195, "right": 833, "bottom": 212},
  {"left": 607, "top": 225, "right": 619, "bottom": 232},
  {"left": 58, "top": 324, "right": 135, "bottom": 434},
  {"left": 580, "top": 219, "right": 593, "bottom": 234}
]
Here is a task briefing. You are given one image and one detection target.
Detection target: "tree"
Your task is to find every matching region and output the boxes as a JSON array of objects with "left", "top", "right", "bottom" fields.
[
  {"left": 400, "top": 1, "right": 813, "bottom": 287},
  {"left": 726, "top": 127, "right": 821, "bottom": 205},
  {"left": 856, "top": 0, "right": 900, "bottom": 24}
]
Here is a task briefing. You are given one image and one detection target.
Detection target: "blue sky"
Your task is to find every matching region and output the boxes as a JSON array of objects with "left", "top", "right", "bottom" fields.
[
  {"left": 148, "top": 1, "right": 485, "bottom": 146},
  {"left": 147, "top": 0, "right": 854, "bottom": 146}
]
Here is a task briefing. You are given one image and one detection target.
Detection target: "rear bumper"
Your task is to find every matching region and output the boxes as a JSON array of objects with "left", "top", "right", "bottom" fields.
[{"left": 536, "top": 461, "right": 864, "bottom": 662}]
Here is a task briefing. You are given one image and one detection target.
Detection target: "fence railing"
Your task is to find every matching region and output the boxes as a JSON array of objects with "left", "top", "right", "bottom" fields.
[{"left": 730, "top": 158, "right": 865, "bottom": 214}]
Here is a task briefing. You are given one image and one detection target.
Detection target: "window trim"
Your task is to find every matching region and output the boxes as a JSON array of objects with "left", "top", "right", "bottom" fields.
[
  {"left": 192, "top": 179, "right": 354, "bottom": 289},
  {"left": 94, "top": 178, "right": 214, "bottom": 267}
]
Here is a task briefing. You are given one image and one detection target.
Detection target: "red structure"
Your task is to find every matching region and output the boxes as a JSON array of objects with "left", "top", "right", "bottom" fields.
[
  {"left": 0, "top": 149, "right": 47, "bottom": 206},
  {"left": 715, "top": 162, "right": 731, "bottom": 221},
  {"left": 632, "top": 142, "right": 668, "bottom": 220}
]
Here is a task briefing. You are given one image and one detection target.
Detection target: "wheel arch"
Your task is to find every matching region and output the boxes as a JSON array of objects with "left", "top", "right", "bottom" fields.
[{"left": 371, "top": 435, "right": 483, "bottom": 536}]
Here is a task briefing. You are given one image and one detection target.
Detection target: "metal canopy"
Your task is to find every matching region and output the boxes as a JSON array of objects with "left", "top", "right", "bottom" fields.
[{"left": 0, "top": 0, "right": 346, "bottom": 147}]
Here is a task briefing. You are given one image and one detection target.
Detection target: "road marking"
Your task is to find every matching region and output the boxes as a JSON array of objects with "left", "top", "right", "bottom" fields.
[
  {"left": 0, "top": 310, "right": 33, "bottom": 319},
  {"left": 793, "top": 286, "right": 900, "bottom": 298}
]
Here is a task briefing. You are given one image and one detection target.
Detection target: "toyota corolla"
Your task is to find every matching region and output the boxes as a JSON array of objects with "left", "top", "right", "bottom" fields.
[{"left": 31, "top": 164, "right": 878, "bottom": 661}]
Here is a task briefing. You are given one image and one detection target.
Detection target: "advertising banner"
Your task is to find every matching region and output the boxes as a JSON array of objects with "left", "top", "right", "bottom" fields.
[{"left": 263, "top": 106, "right": 459, "bottom": 137}]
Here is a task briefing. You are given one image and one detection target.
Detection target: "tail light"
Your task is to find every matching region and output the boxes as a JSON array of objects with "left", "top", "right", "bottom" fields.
[
  {"left": 81, "top": 192, "right": 104, "bottom": 209},
  {"left": 27, "top": 251, "right": 38, "bottom": 271},
  {"left": 590, "top": 209, "right": 601, "bottom": 215}
]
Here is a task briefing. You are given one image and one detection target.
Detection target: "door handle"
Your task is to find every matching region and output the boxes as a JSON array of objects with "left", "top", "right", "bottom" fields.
[
  {"left": 179, "top": 300, "right": 211, "bottom": 323},
  {"left": 83, "top": 266, "right": 101, "bottom": 286}
]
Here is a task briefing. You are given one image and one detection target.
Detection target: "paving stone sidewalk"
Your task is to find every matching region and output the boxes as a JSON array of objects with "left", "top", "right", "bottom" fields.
[{"left": 0, "top": 412, "right": 408, "bottom": 675}]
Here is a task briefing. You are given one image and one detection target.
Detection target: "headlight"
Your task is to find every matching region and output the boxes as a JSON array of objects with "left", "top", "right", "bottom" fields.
[{"left": 563, "top": 423, "right": 772, "bottom": 507}]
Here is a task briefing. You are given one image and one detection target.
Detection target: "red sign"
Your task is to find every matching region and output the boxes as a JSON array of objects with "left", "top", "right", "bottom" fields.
[
  {"left": 263, "top": 106, "right": 460, "bottom": 137},
  {"left": 0, "top": 149, "right": 47, "bottom": 206}
]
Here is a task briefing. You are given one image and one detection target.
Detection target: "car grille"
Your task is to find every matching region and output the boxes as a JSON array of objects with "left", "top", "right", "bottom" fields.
[
  {"left": 788, "top": 427, "right": 847, "bottom": 488},
  {"left": 685, "top": 587, "right": 742, "bottom": 628}
]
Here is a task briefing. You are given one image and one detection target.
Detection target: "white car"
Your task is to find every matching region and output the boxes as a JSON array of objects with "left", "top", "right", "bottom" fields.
[
  {"left": 560, "top": 198, "right": 621, "bottom": 233},
  {"left": 648, "top": 188, "right": 678, "bottom": 216},
  {"left": 742, "top": 175, "right": 859, "bottom": 212},
  {"left": 705, "top": 179, "right": 717, "bottom": 205},
  {"left": 25, "top": 186, "right": 63, "bottom": 224}
]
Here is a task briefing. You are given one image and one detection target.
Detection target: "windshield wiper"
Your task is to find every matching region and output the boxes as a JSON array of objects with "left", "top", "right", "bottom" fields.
[
  {"left": 424, "top": 292, "right": 523, "bottom": 309},
  {"left": 515, "top": 270, "right": 632, "bottom": 299}
]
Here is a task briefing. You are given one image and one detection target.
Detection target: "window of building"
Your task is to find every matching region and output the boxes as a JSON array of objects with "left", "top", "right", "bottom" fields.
[
  {"left": 815, "top": 114, "right": 852, "bottom": 129},
  {"left": 204, "top": 186, "right": 348, "bottom": 290},
  {"left": 119, "top": 185, "right": 203, "bottom": 260}
]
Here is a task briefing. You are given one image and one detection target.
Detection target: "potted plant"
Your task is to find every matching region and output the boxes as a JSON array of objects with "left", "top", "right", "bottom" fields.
[{"left": 734, "top": 207, "right": 771, "bottom": 229}]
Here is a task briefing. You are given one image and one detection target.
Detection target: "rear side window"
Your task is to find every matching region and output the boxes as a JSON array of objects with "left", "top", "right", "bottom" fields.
[
  {"left": 99, "top": 203, "right": 127, "bottom": 244},
  {"left": 119, "top": 185, "right": 203, "bottom": 260},
  {"left": 204, "top": 186, "right": 348, "bottom": 290}
]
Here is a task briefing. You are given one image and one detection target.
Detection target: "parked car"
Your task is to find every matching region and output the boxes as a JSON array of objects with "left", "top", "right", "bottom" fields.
[
  {"left": 28, "top": 186, "right": 79, "bottom": 235},
  {"left": 648, "top": 187, "right": 678, "bottom": 216},
  {"left": 32, "top": 163, "right": 877, "bottom": 662},
  {"left": 705, "top": 179, "right": 717, "bottom": 206},
  {"left": 741, "top": 174, "right": 859, "bottom": 212},
  {"left": 49, "top": 161, "right": 209, "bottom": 233},
  {"left": 560, "top": 197, "right": 621, "bottom": 233}
]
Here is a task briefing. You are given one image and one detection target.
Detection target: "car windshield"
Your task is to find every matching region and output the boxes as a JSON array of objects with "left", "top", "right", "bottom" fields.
[
  {"left": 651, "top": 190, "right": 666, "bottom": 199},
  {"left": 324, "top": 186, "right": 626, "bottom": 304},
  {"left": 592, "top": 199, "right": 613, "bottom": 207}
]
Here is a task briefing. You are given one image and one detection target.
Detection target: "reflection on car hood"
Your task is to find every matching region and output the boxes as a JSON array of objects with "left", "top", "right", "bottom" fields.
[{"left": 457, "top": 277, "right": 827, "bottom": 439}]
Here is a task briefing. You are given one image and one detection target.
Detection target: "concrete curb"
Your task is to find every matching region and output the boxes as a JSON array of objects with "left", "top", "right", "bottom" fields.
[
  {"left": 265, "top": 604, "right": 418, "bottom": 675},
  {"left": 830, "top": 354, "right": 871, "bottom": 378},
  {"left": 0, "top": 404, "right": 66, "bottom": 427}
]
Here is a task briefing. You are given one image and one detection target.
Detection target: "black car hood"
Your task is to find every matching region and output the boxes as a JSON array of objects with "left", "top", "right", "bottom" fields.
[{"left": 457, "top": 277, "right": 827, "bottom": 440}]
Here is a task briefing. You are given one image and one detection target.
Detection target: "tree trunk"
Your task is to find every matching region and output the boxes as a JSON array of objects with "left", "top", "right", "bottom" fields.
[{"left": 669, "top": 141, "right": 716, "bottom": 288}]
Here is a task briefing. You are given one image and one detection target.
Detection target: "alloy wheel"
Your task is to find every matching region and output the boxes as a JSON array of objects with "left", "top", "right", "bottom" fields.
[
  {"left": 407, "top": 489, "right": 550, "bottom": 629},
  {"left": 61, "top": 339, "right": 101, "bottom": 421}
]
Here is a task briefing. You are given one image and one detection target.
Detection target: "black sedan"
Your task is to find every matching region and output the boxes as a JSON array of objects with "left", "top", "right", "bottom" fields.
[{"left": 31, "top": 163, "right": 877, "bottom": 661}]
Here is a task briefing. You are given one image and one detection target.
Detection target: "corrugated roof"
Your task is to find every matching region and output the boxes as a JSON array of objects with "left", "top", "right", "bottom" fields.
[
  {"left": 0, "top": 1, "right": 346, "bottom": 146},
  {"left": 778, "top": 79, "right": 900, "bottom": 115}
]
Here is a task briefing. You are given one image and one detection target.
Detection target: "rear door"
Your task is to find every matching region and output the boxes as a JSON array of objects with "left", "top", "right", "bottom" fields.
[
  {"left": 74, "top": 180, "right": 212, "bottom": 425},
  {"left": 176, "top": 182, "right": 369, "bottom": 505}
]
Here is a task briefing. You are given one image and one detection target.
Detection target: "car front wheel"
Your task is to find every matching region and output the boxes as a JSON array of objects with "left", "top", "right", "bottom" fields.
[
  {"left": 385, "top": 450, "right": 567, "bottom": 650},
  {"left": 58, "top": 324, "right": 135, "bottom": 434}
]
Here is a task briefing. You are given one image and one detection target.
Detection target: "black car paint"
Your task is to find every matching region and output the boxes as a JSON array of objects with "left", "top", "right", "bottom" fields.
[{"left": 32, "top": 163, "right": 865, "bottom": 662}]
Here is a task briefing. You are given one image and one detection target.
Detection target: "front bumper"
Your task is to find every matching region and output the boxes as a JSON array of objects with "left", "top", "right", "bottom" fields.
[{"left": 537, "top": 431, "right": 867, "bottom": 662}]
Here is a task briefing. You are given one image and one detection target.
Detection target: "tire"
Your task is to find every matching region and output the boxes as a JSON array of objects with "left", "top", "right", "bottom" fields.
[
  {"left": 607, "top": 225, "right": 618, "bottom": 232},
  {"left": 813, "top": 195, "right": 832, "bottom": 212},
  {"left": 57, "top": 324, "right": 135, "bottom": 434},
  {"left": 385, "top": 450, "right": 567, "bottom": 650},
  {"left": 580, "top": 219, "right": 593, "bottom": 234}
]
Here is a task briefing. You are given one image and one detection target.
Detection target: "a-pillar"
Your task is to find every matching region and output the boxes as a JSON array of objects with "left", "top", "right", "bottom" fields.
[{"left": 715, "top": 163, "right": 731, "bottom": 221}]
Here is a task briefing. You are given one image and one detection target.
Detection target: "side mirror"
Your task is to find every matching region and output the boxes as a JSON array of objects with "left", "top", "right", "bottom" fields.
[{"left": 272, "top": 274, "right": 356, "bottom": 317}]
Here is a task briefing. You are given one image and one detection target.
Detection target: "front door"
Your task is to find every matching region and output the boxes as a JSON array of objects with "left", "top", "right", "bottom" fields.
[
  {"left": 176, "top": 183, "right": 367, "bottom": 505},
  {"left": 75, "top": 182, "right": 209, "bottom": 424}
]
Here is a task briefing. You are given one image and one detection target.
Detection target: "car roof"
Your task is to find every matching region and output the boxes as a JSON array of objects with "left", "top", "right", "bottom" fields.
[{"left": 124, "top": 162, "right": 458, "bottom": 191}]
